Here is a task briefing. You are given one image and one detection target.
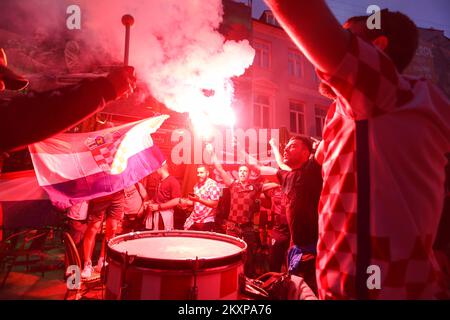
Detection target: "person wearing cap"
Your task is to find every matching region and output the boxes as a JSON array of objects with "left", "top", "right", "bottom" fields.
[{"left": 0, "top": 48, "right": 136, "bottom": 152}]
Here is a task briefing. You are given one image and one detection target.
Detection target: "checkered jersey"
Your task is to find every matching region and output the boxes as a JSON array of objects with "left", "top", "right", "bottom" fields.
[
  {"left": 316, "top": 34, "right": 450, "bottom": 299},
  {"left": 190, "top": 178, "right": 220, "bottom": 224},
  {"left": 228, "top": 181, "right": 262, "bottom": 225}
]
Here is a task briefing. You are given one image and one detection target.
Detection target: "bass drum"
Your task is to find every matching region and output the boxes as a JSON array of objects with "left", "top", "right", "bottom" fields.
[{"left": 105, "top": 230, "right": 247, "bottom": 300}]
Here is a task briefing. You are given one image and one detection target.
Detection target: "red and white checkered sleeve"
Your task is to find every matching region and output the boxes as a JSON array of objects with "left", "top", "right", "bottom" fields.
[
  {"left": 316, "top": 34, "right": 411, "bottom": 119},
  {"left": 207, "top": 182, "right": 221, "bottom": 201}
]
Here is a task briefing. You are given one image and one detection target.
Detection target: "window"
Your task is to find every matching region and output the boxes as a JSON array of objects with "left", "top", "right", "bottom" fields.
[
  {"left": 254, "top": 41, "right": 270, "bottom": 69},
  {"left": 288, "top": 50, "right": 302, "bottom": 78},
  {"left": 315, "top": 106, "right": 328, "bottom": 137},
  {"left": 312, "top": 69, "right": 319, "bottom": 84},
  {"left": 253, "top": 94, "right": 271, "bottom": 128},
  {"left": 289, "top": 101, "right": 305, "bottom": 134}
]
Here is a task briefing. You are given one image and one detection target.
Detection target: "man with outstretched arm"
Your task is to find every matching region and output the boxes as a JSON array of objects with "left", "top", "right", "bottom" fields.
[
  {"left": 0, "top": 48, "right": 136, "bottom": 153},
  {"left": 207, "top": 144, "right": 265, "bottom": 278}
]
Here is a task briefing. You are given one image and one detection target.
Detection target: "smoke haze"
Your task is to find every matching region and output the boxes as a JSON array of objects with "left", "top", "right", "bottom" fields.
[{"left": 0, "top": 0, "right": 255, "bottom": 125}]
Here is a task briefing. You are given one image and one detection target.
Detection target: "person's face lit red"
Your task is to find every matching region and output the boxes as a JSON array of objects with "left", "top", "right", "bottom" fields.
[
  {"left": 283, "top": 139, "right": 310, "bottom": 168},
  {"left": 197, "top": 167, "right": 208, "bottom": 183},
  {"left": 238, "top": 166, "right": 249, "bottom": 183}
]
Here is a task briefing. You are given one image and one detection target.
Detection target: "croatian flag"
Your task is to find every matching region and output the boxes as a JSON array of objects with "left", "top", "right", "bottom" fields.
[{"left": 29, "top": 115, "right": 169, "bottom": 209}]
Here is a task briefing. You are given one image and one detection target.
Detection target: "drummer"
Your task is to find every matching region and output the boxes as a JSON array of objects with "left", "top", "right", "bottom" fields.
[{"left": 180, "top": 165, "right": 221, "bottom": 232}]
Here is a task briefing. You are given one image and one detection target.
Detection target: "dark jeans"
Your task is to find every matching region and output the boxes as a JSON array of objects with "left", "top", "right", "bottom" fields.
[
  {"left": 294, "top": 254, "right": 317, "bottom": 295},
  {"left": 242, "top": 226, "right": 260, "bottom": 278},
  {"left": 226, "top": 223, "right": 260, "bottom": 278},
  {"left": 269, "top": 229, "right": 289, "bottom": 272}
]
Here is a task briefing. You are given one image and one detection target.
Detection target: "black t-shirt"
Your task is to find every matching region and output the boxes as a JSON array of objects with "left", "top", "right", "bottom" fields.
[{"left": 277, "top": 158, "right": 322, "bottom": 247}]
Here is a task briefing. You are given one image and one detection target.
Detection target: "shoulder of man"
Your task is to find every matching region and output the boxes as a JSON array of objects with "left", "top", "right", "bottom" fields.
[
  {"left": 305, "top": 158, "right": 322, "bottom": 174},
  {"left": 276, "top": 168, "right": 289, "bottom": 181}
]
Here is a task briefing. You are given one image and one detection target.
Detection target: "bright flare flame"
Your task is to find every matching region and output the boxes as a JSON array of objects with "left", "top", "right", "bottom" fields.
[{"left": 183, "top": 78, "right": 236, "bottom": 140}]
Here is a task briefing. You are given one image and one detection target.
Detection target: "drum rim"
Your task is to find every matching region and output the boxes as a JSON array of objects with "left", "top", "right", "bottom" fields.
[{"left": 106, "top": 230, "right": 247, "bottom": 270}]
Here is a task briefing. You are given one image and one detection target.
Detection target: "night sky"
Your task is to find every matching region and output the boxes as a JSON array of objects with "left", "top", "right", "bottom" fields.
[{"left": 252, "top": 0, "right": 450, "bottom": 36}]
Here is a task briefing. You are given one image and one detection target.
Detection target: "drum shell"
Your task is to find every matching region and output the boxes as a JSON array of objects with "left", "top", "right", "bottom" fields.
[{"left": 105, "top": 230, "right": 246, "bottom": 300}]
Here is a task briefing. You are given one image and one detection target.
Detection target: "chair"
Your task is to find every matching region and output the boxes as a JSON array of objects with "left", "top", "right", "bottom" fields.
[
  {"left": 1, "top": 229, "right": 28, "bottom": 286},
  {"left": 63, "top": 232, "right": 102, "bottom": 300},
  {"left": 1, "top": 228, "right": 50, "bottom": 287}
]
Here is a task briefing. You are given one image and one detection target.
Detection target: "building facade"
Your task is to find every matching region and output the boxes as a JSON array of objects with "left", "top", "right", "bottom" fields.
[
  {"left": 238, "top": 7, "right": 449, "bottom": 139},
  {"left": 405, "top": 28, "right": 450, "bottom": 98},
  {"left": 249, "top": 10, "right": 332, "bottom": 139}
]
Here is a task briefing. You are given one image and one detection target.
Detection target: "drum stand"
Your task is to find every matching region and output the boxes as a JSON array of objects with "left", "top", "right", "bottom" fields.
[
  {"left": 101, "top": 238, "right": 111, "bottom": 300},
  {"left": 188, "top": 257, "right": 200, "bottom": 300},
  {"left": 118, "top": 251, "right": 135, "bottom": 300}
]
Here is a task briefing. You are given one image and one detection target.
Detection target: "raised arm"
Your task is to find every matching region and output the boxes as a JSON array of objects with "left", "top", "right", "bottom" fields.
[
  {"left": 264, "top": 0, "right": 350, "bottom": 74},
  {"left": 246, "top": 152, "right": 279, "bottom": 176},
  {"left": 206, "top": 144, "right": 234, "bottom": 186},
  {"left": 269, "top": 138, "right": 291, "bottom": 171},
  {"left": 230, "top": 140, "right": 281, "bottom": 176},
  {"left": 314, "top": 140, "right": 325, "bottom": 165},
  {"left": 1, "top": 67, "right": 136, "bottom": 152}
]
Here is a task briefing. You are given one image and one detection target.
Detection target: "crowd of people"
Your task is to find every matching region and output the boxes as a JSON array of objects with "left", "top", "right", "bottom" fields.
[{"left": 65, "top": 148, "right": 316, "bottom": 284}]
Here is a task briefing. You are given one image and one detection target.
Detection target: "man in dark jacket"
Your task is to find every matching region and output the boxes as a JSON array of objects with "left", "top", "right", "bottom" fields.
[{"left": 246, "top": 136, "right": 322, "bottom": 292}]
